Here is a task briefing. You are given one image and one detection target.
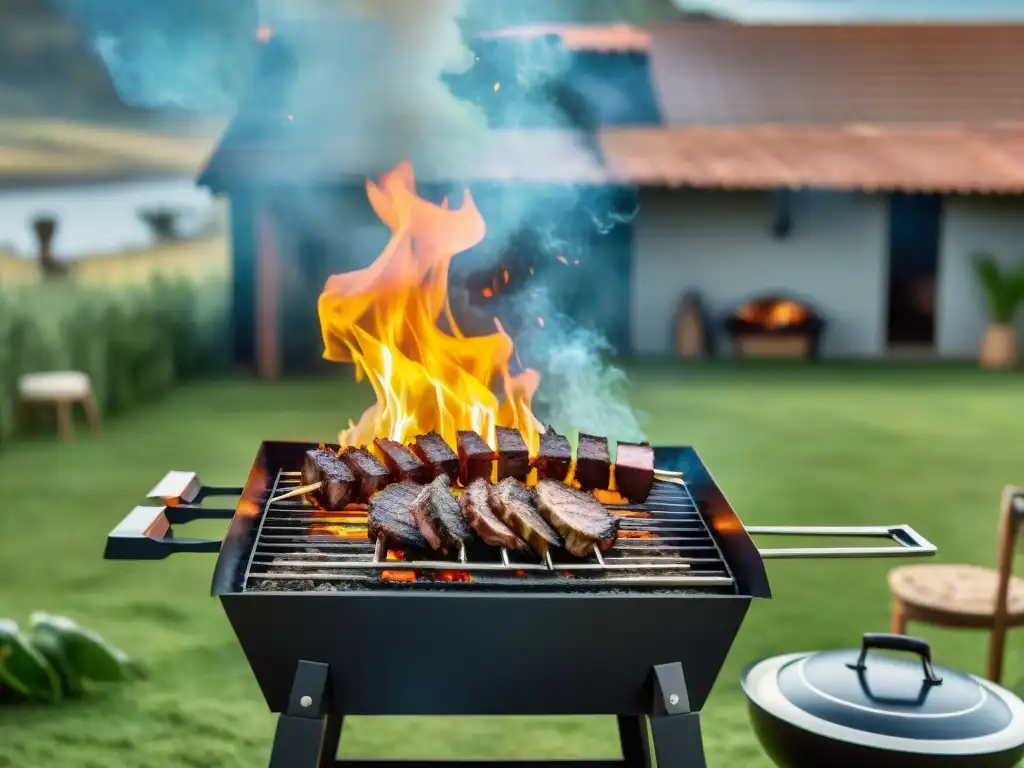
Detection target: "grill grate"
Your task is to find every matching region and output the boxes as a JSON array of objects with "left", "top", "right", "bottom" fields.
[{"left": 241, "top": 470, "right": 737, "bottom": 593}]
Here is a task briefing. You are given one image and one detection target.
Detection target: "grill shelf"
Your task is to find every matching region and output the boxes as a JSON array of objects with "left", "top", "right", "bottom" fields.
[{"left": 241, "top": 470, "right": 738, "bottom": 592}]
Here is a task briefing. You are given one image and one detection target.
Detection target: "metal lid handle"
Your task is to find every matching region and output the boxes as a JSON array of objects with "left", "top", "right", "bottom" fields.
[{"left": 846, "top": 633, "right": 943, "bottom": 685}]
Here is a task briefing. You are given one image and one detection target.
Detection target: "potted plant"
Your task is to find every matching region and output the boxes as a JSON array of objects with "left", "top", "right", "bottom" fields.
[{"left": 973, "top": 252, "right": 1024, "bottom": 369}]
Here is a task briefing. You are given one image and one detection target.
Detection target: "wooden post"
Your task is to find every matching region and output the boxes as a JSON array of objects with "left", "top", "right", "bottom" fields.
[
  {"left": 987, "top": 485, "right": 1021, "bottom": 683},
  {"left": 255, "top": 202, "right": 281, "bottom": 379}
]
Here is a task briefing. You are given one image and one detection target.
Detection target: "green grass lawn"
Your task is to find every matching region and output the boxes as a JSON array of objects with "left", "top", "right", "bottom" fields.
[{"left": 1, "top": 363, "right": 1022, "bottom": 767}]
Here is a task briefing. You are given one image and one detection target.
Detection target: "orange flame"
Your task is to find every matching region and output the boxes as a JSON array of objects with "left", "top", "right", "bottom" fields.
[
  {"left": 737, "top": 299, "right": 808, "bottom": 329},
  {"left": 318, "top": 162, "right": 542, "bottom": 451}
]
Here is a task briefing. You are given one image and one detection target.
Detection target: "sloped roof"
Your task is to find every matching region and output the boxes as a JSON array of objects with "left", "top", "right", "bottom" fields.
[
  {"left": 644, "top": 23, "right": 1024, "bottom": 125},
  {"left": 478, "top": 23, "right": 652, "bottom": 53},
  {"left": 600, "top": 124, "right": 1024, "bottom": 193},
  {"left": 199, "top": 22, "right": 1024, "bottom": 193},
  {"left": 200, "top": 128, "right": 608, "bottom": 188}
]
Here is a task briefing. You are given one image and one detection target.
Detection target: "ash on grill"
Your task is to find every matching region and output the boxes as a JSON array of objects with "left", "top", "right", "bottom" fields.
[{"left": 245, "top": 468, "right": 736, "bottom": 594}]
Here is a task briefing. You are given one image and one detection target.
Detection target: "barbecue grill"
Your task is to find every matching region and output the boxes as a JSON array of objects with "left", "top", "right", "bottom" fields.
[{"left": 105, "top": 442, "right": 937, "bottom": 768}]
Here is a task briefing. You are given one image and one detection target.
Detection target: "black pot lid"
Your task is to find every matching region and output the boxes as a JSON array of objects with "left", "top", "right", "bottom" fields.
[{"left": 742, "top": 633, "right": 1024, "bottom": 756}]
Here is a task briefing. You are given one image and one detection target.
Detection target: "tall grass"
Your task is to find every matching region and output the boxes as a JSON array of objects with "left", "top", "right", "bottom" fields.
[{"left": 0, "top": 277, "right": 230, "bottom": 446}]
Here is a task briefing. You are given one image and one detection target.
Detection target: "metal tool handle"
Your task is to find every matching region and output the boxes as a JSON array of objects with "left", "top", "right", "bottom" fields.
[
  {"left": 847, "top": 633, "right": 943, "bottom": 685},
  {"left": 145, "top": 470, "right": 242, "bottom": 518},
  {"left": 104, "top": 472, "right": 241, "bottom": 560},
  {"left": 104, "top": 506, "right": 222, "bottom": 560},
  {"left": 747, "top": 524, "right": 937, "bottom": 559}
]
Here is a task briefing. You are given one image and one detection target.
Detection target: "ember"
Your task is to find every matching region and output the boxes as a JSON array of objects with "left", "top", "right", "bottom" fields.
[
  {"left": 381, "top": 550, "right": 414, "bottom": 583},
  {"left": 317, "top": 162, "right": 542, "bottom": 452}
]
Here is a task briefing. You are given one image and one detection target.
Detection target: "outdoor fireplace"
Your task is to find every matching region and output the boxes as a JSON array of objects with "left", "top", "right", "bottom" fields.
[{"left": 724, "top": 295, "right": 825, "bottom": 359}]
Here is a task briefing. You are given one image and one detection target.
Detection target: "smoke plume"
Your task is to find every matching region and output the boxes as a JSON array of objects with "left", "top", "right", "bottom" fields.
[
  {"left": 59, "top": 0, "right": 647, "bottom": 440},
  {"left": 54, "top": 0, "right": 258, "bottom": 111}
]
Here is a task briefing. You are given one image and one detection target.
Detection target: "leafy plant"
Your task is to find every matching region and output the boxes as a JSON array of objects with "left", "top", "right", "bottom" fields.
[
  {"left": 0, "top": 613, "right": 142, "bottom": 704},
  {"left": 0, "top": 276, "right": 230, "bottom": 448},
  {"left": 973, "top": 252, "right": 1024, "bottom": 324}
]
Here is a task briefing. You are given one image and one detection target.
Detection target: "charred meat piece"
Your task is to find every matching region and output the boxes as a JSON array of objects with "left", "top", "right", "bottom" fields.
[
  {"left": 409, "top": 475, "right": 474, "bottom": 553},
  {"left": 575, "top": 433, "right": 611, "bottom": 491},
  {"left": 339, "top": 446, "right": 392, "bottom": 500},
  {"left": 460, "top": 478, "right": 527, "bottom": 552},
  {"left": 488, "top": 477, "right": 562, "bottom": 557},
  {"left": 535, "top": 426, "right": 571, "bottom": 482},
  {"left": 614, "top": 441, "right": 655, "bottom": 503},
  {"left": 495, "top": 426, "right": 530, "bottom": 481},
  {"left": 457, "top": 430, "right": 496, "bottom": 485},
  {"left": 411, "top": 432, "right": 460, "bottom": 483},
  {"left": 301, "top": 449, "right": 356, "bottom": 510},
  {"left": 374, "top": 438, "right": 430, "bottom": 484},
  {"left": 535, "top": 480, "right": 620, "bottom": 556},
  {"left": 367, "top": 481, "right": 428, "bottom": 551}
]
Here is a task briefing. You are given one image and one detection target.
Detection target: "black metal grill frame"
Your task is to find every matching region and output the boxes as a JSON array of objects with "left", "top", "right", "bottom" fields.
[
  {"left": 211, "top": 441, "right": 770, "bottom": 601},
  {"left": 101, "top": 440, "right": 938, "bottom": 768}
]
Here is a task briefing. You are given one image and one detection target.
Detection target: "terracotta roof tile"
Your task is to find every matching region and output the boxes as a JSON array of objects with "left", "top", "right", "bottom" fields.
[
  {"left": 599, "top": 124, "right": 1024, "bottom": 193},
  {"left": 480, "top": 24, "right": 651, "bottom": 53},
  {"left": 200, "top": 24, "right": 1024, "bottom": 192},
  {"left": 644, "top": 23, "right": 1024, "bottom": 124}
]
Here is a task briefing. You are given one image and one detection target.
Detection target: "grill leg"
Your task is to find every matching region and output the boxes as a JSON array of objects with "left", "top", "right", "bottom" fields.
[
  {"left": 269, "top": 660, "right": 342, "bottom": 768},
  {"left": 616, "top": 716, "right": 651, "bottom": 767},
  {"left": 649, "top": 713, "right": 706, "bottom": 768},
  {"left": 646, "top": 662, "right": 707, "bottom": 768}
]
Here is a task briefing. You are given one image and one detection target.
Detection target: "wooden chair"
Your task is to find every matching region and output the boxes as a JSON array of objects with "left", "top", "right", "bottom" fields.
[
  {"left": 17, "top": 371, "right": 101, "bottom": 441},
  {"left": 887, "top": 486, "right": 1024, "bottom": 684}
]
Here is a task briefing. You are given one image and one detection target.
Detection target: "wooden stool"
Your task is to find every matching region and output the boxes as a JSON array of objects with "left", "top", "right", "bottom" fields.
[
  {"left": 17, "top": 371, "right": 100, "bottom": 441},
  {"left": 887, "top": 486, "right": 1024, "bottom": 683}
]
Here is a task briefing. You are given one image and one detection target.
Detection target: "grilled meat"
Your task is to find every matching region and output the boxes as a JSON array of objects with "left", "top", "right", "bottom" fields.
[
  {"left": 367, "top": 481, "right": 429, "bottom": 551},
  {"left": 301, "top": 449, "right": 356, "bottom": 510},
  {"left": 576, "top": 433, "right": 611, "bottom": 491},
  {"left": 409, "top": 475, "right": 474, "bottom": 553},
  {"left": 374, "top": 438, "right": 431, "bottom": 484},
  {"left": 410, "top": 431, "right": 460, "bottom": 483},
  {"left": 459, "top": 478, "right": 527, "bottom": 551},
  {"left": 534, "top": 480, "right": 620, "bottom": 556},
  {"left": 488, "top": 477, "right": 562, "bottom": 557},
  {"left": 614, "top": 441, "right": 655, "bottom": 503},
  {"left": 495, "top": 426, "right": 530, "bottom": 481},
  {"left": 339, "top": 446, "right": 392, "bottom": 500},
  {"left": 535, "top": 426, "right": 571, "bottom": 482},
  {"left": 457, "top": 430, "right": 496, "bottom": 485}
]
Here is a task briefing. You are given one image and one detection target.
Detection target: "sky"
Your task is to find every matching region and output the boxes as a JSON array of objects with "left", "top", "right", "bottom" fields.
[{"left": 682, "top": 0, "right": 1024, "bottom": 21}]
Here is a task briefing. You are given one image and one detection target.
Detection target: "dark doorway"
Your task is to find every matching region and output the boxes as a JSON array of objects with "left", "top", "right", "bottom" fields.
[{"left": 886, "top": 194, "right": 941, "bottom": 347}]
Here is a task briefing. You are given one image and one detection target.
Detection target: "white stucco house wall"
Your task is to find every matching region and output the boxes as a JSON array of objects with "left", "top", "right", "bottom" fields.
[{"left": 629, "top": 189, "right": 1024, "bottom": 359}]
